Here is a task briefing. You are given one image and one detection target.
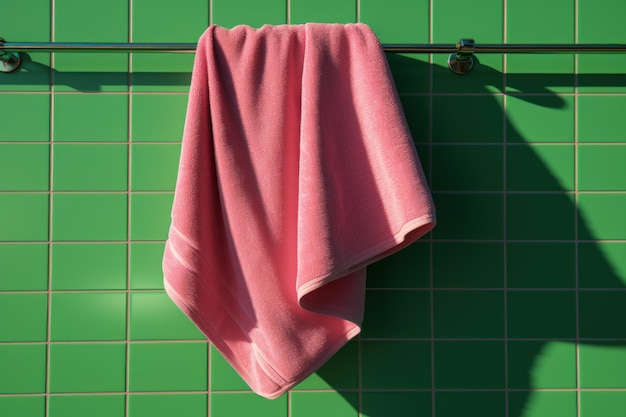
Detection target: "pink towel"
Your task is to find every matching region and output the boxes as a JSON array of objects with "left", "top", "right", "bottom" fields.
[{"left": 163, "top": 23, "right": 435, "bottom": 399}]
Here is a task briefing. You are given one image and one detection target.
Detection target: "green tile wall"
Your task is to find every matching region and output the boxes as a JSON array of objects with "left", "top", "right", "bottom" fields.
[{"left": 0, "top": 0, "right": 625, "bottom": 416}]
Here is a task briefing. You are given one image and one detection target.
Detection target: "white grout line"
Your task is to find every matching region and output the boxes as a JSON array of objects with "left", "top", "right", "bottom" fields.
[
  {"left": 427, "top": 25, "right": 434, "bottom": 388},
  {"left": 45, "top": 1, "right": 56, "bottom": 415},
  {"left": 574, "top": 1, "right": 582, "bottom": 416},
  {"left": 502, "top": 0, "right": 509, "bottom": 414}
]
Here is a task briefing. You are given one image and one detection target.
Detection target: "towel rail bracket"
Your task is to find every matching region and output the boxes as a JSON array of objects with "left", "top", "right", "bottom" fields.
[
  {"left": 448, "top": 39, "right": 475, "bottom": 74},
  {"left": 0, "top": 39, "right": 21, "bottom": 73}
]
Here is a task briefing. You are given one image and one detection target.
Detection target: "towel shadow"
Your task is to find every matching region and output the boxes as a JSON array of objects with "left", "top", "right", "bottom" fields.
[{"left": 312, "top": 54, "right": 626, "bottom": 417}]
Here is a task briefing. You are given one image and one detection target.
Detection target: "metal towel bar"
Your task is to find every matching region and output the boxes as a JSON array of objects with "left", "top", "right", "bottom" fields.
[{"left": 2, "top": 38, "right": 626, "bottom": 74}]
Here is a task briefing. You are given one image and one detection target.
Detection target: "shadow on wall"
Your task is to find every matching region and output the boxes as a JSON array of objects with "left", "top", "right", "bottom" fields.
[
  {"left": 314, "top": 55, "right": 626, "bottom": 417},
  {"left": 10, "top": 51, "right": 625, "bottom": 416},
  {"left": 2, "top": 53, "right": 193, "bottom": 90}
]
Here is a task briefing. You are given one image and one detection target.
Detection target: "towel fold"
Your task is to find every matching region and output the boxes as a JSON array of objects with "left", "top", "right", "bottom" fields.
[{"left": 163, "top": 23, "right": 436, "bottom": 399}]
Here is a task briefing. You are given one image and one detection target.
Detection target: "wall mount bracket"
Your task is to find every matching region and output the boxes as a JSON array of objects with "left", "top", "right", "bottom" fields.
[
  {"left": 447, "top": 39, "right": 475, "bottom": 75},
  {"left": 0, "top": 39, "right": 21, "bottom": 73}
]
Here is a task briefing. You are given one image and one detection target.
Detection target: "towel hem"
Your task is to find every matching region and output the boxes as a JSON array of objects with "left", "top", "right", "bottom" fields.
[
  {"left": 164, "top": 273, "right": 360, "bottom": 399},
  {"left": 297, "top": 212, "right": 436, "bottom": 302}
]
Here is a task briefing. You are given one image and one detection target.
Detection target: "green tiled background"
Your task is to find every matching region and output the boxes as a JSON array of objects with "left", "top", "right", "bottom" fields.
[{"left": 1, "top": 0, "right": 625, "bottom": 416}]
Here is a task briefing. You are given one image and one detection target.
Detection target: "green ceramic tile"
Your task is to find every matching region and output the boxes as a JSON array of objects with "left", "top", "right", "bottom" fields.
[
  {"left": 0, "top": 293, "right": 47, "bottom": 342},
  {"left": 579, "top": 343, "right": 626, "bottom": 388},
  {"left": 53, "top": 94, "right": 128, "bottom": 142},
  {"left": 130, "top": 292, "right": 204, "bottom": 340},
  {"left": 51, "top": 292, "right": 126, "bottom": 341},
  {"left": 131, "top": 144, "right": 180, "bottom": 191},
  {"left": 509, "top": 391, "right": 577, "bottom": 417},
  {"left": 52, "top": 194, "right": 127, "bottom": 241},
  {"left": 0, "top": 344, "right": 46, "bottom": 394},
  {"left": 210, "top": 393, "right": 287, "bottom": 417},
  {"left": 210, "top": 346, "right": 249, "bottom": 391},
  {"left": 290, "top": 392, "right": 357, "bottom": 417},
  {"left": 53, "top": 0, "right": 129, "bottom": 92},
  {"left": 507, "top": 243, "right": 576, "bottom": 288},
  {"left": 434, "top": 341, "right": 505, "bottom": 389},
  {"left": 578, "top": 1, "right": 626, "bottom": 92},
  {"left": 212, "top": 0, "right": 287, "bottom": 28},
  {"left": 507, "top": 145, "right": 575, "bottom": 191},
  {"left": 53, "top": 144, "right": 128, "bottom": 191},
  {"left": 578, "top": 55, "right": 626, "bottom": 94},
  {"left": 0, "top": 244, "right": 48, "bottom": 290},
  {"left": 432, "top": 96, "right": 504, "bottom": 143},
  {"left": 130, "top": 243, "right": 166, "bottom": 289},
  {"left": 506, "top": 95, "right": 575, "bottom": 143},
  {"left": 0, "top": 94, "right": 50, "bottom": 141},
  {"left": 578, "top": 96, "right": 626, "bottom": 143},
  {"left": 53, "top": 53, "right": 129, "bottom": 92},
  {"left": 507, "top": 0, "right": 574, "bottom": 43},
  {"left": 294, "top": 342, "right": 358, "bottom": 390},
  {"left": 1, "top": 1, "right": 51, "bottom": 91},
  {"left": 433, "top": 242, "right": 504, "bottom": 288},
  {"left": 508, "top": 341, "right": 576, "bottom": 389},
  {"left": 506, "top": 55, "right": 575, "bottom": 94},
  {"left": 578, "top": 194, "right": 626, "bottom": 240},
  {"left": 0, "top": 396, "right": 45, "bottom": 417},
  {"left": 4, "top": 0, "right": 50, "bottom": 40},
  {"left": 129, "top": 394, "right": 208, "bottom": 417},
  {"left": 130, "top": 193, "right": 173, "bottom": 241},
  {"left": 360, "top": 0, "right": 429, "bottom": 43},
  {"left": 580, "top": 391, "right": 626, "bottom": 417},
  {"left": 49, "top": 343, "right": 126, "bottom": 393},
  {"left": 49, "top": 395, "right": 126, "bottom": 417},
  {"left": 51, "top": 243, "right": 127, "bottom": 290},
  {"left": 131, "top": 0, "right": 202, "bottom": 92},
  {"left": 130, "top": 55, "right": 194, "bottom": 93},
  {"left": 362, "top": 290, "right": 430, "bottom": 338},
  {"left": 506, "top": 193, "right": 575, "bottom": 240},
  {"left": 0, "top": 144, "right": 49, "bottom": 190},
  {"left": 506, "top": 0, "right": 574, "bottom": 93},
  {"left": 366, "top": 242, "right": 430, "bottom": 289},
  {"left": 55, "top": 0, "right": 128, "bottom": 42},
  {"left": 132, "top": 0, "right": 208, "bottom": 42},
  {"left": 579, "top": 291, "right": 626, "bottom": 339},
  {"left": 131, "top": 94, "right": 188, "bottom": 142},
  {"left": 362, "top": 392, "right": 432, "bottom": 417},
  {"left": 129, "top": 342, "right": 207, "bottom": 391},
  {"left": 290, "top": 0, "right": 356, "bottom": 24},
  {"left": 579, "top": 0, "right": 626, "bottom": 43},
  {"left": 431, "top": 193, "right": 504, "bottom": 240},
  {"left": 432, "top": 145, "right": 503, "bottom": 191},
  {"left": 0, "top": 194, "right": 49, "bottom": 241},
  {"left": 433, "top": 0, "right": 502, "bottom": 43},
  {"left": 361, "top": 341, "right": 431, "bottom": 389},
  {"left": 434, "top": 290, "right": 504, "bottom": 338},
  {"left": 579, "top": 242, "right": 626, "bottom": 288},
  {"left": 388, "top": 54, "right": 430, "bottom": 94},
  {"left": 507, "top": 291, "right": 576, "bottom": 338},
  {"left": 579, "top": 145, "right": 626, "bottom": 191},
  {"left": 435, "top": 392, "right": 505, "bottom": 417}
]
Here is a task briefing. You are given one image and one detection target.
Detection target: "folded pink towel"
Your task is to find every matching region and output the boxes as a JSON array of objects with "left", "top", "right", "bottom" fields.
[{"left": 163, "top": 23, "right": 435, "bottom": 399}]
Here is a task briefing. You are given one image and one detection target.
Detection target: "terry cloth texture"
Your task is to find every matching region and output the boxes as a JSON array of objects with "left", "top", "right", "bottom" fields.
[{"left": 163, "top": 23, "right": 436, "bottom": 399}]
